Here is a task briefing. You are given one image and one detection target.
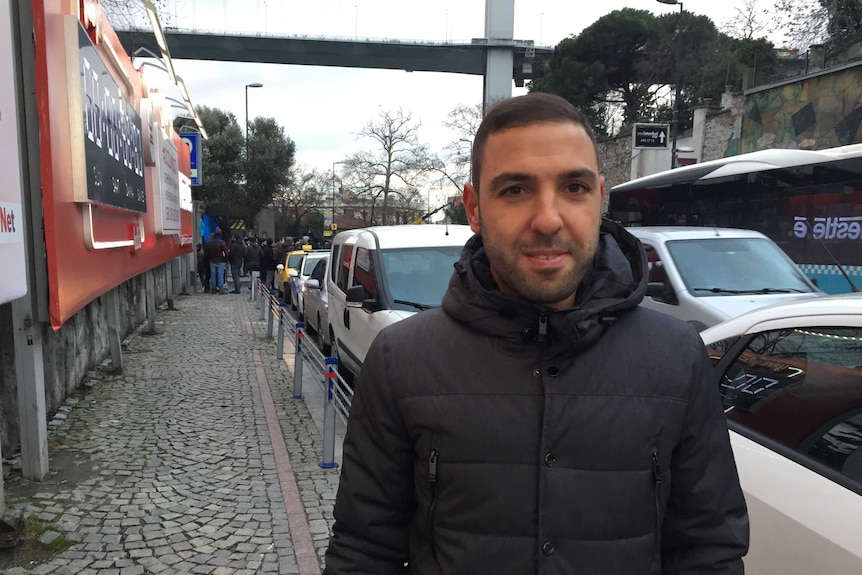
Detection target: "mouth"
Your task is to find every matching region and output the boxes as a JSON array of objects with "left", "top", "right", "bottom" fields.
[{"left": 524, "top": 251, "right": 569, "bottom": 267}]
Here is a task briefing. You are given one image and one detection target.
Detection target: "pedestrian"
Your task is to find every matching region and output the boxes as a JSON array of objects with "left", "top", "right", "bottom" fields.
[
  {"left": 195, "top": 243, "right": 208, "bottom": 292},
  {"left": 203, "top": 230, "right": 228, "bottom": 294},
  {"left": 244, "top": 237, "right": 263, "bottom": 290},
  {"left": 324, "top": 93, "right": 749, "bottom": 574},
  {"left": 227, "top": 234, "right": 246, "bottom": 294},
  {"left": 260, "top": 238, "right": 276, "bottom": 292}
]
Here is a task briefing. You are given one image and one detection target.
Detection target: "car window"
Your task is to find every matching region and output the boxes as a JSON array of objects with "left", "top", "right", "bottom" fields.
[
  {"left": 352, "top": 247, "right": 378, "bottom": 299},
  {"left": 330, "top": 244, "right": 342, "bottom": 290},
  {"left": 311, "top": 258, "right": 327, "bottom": 282},
  {"left": 704, "top": 335, "right": 742, "bottom": 367},
  {"left": 717, "top": 326, "right": 862, "bottom": 487},
  {"left": 645, "top": 245, "right": 668, "bottom": 285},
  {"left": 336, "top": 244, "right": 353, "bottom": 293}
]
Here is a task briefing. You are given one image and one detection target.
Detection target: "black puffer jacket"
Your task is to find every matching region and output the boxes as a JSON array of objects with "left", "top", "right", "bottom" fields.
[{"left": 325, "top": 219, "right": 748, "bottom": 574}]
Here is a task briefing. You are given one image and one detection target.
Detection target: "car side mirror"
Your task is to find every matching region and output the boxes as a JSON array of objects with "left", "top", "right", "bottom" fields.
[
  {"left": 346, "top": 285, "right": 366, "bottom": 308},
  {"left": 288, "top": 269, "right": 299, "bottom": 278},
  {"left": 646, "top": 281, "right": 677, "bottom": 305},
  {"left": 306, "top": 279, "right": 321, "bottom": 290}
]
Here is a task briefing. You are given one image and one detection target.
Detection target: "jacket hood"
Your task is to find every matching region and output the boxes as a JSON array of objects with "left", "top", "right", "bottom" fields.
[{"left": 442, "top": 218, "right": 647, "bottom": 356}]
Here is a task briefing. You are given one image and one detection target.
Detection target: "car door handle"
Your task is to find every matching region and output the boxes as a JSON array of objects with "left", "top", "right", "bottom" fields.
[{"left": 343, "top": 308, "right": 350, "bottom": 329}]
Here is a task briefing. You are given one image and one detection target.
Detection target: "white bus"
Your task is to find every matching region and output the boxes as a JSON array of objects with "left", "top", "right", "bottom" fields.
[{"left": 609, "top": 143, "right": 862, "bottom": 294}]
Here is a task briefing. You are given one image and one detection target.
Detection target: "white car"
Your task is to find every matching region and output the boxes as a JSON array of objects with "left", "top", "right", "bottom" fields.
[
  {"left": 327, "top": 224, "right": 474, "bottom": 380},
  {"left": 288, "top": 250, "right": 328, "bottom": 320},
  {"left": 628, "top": 226, "right": 821, "bottom": 330},
  {"left": 700, "top": 293, "right": 862, "bottom": 575},
  {"left": 303, "top": 256, "right": 331, "bottom": 353}
]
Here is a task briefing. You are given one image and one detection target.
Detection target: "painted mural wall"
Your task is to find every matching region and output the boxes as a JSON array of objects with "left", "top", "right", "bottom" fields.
[{"left": 739, "top": 63, "right": 862, "bottom": 153}]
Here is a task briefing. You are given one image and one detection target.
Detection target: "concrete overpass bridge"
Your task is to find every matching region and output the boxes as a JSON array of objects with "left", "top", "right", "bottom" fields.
[{"left": 115, "top": 28, "right": 552, "bottom": 88}]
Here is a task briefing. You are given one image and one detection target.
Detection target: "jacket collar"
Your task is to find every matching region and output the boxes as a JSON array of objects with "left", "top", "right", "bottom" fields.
[{"left": 442, "top": 219, "right": 647, "bottom": 356}]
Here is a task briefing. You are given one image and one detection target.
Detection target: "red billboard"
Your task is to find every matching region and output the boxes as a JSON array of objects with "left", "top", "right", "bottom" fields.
[{"left": 32, "top": 0, "right": 193, "bottom": 330}]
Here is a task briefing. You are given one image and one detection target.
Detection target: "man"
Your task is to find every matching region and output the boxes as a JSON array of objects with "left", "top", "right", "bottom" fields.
[
  {"left": 227, "top": 234, "right": 246, "bottom": 294},
  {"left": 203, "top": 230, "right": 228, "bottom": 294},
  {"left": 324, "top": 93, "right": 749, "bottom": 574}
]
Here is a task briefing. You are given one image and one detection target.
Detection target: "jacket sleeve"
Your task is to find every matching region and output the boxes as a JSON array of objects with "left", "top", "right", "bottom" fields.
[
  {"left": 324, "top": 330, "right": 414, "bottom": 574},
  {"left": 661, "top": 340, "right": 750, "bottom": 574}
]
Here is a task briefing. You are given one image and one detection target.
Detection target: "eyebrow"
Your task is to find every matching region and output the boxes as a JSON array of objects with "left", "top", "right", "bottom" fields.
[{"left": 489, "top": 168, "right": 599, "bottom": 189}]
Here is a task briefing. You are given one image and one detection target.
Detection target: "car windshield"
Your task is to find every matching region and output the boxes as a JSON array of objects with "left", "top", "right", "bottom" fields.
[
  {"left": 287, "top": 254, "right": 304, "bottom": 268},
  {"left": 382, "top": 246, "right": 463, "bottom": 310},
  {"left": 666, "top": 238, "right": 817, "bottom": 296},
  {"left": 303, "top": 255, "right": 325, "bottom": 275}
]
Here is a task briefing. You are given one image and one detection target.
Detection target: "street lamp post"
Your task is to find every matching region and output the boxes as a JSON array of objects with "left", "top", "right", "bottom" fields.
[
  {"left": 331, "top": 160, "right": 347, "bottom": 237},
  {"left": 657, "top": 0, "right": 683, "bottom": 169},
  {"left": 245, "top": 82, "right": 263, "bottom": 181}
]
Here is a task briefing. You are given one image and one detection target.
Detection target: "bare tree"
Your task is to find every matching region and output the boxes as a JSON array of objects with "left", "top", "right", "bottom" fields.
[
  {"left": 769, "top": 0, "right": 830, "bottom": 49},
  {"left": 721, "top": 0, "right": 770, "bottom": 40},
  {"left": 100, "top": 0, "right": 171, "bottom": 30},
  {"left": 273, "top": 166, "right": 329, "bottom": 238},
  {"left": 344, "top": 109, "right": 433, "bottom": 226}
]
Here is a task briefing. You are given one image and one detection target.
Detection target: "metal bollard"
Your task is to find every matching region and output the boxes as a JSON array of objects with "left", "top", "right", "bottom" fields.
[
  {"left": 319, "top": 357, "right": 340, "bottom": 469},
  {"left": 265, "top": 293, "right": 275, "bottom": 339},
  {"left": 276, "top": 303, "right": 286, "bottom": 359},
  {"left": 292, "top": 322, "right": 305, "bottom": 399},
  {"left": 249, "top": 272, "right": 258, "bottom": 302},
  {"left": 259, "top": 287, "right": 267, "bottom": 320}
]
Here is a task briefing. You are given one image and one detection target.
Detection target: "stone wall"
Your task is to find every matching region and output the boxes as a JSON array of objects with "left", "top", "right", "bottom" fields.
[{"left": 0, "top": 262, "right": 175, "bottom": 456}]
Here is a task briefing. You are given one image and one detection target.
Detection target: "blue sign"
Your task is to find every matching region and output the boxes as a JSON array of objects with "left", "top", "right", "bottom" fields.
[{"left": 180, "top": 131, "right": 202, "bottom": 186}]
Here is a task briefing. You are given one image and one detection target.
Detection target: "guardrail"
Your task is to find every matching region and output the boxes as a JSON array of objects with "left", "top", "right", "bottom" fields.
[{"left": 253, "top": 275, "right": 353, "bottom": 469}]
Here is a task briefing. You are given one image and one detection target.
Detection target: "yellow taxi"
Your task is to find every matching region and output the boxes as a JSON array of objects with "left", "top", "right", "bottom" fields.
[{"left": 276, "top": 245, "right": 312, "bottom": 297}]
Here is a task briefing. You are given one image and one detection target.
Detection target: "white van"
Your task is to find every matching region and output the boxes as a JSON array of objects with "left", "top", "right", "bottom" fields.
[
  {"left": 327, "top": 224, "right": 474, "bottom": 379},
  {"left": 629, "top": 227, "right": 821, "bottom": 331}
]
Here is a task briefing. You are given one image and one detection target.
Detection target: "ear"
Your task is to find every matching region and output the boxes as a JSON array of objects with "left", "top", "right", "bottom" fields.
[
  {"left": 463, "top": 183, "right": 480, "bottom": 234},
  {"left": 599, "top": 175, "right": 606, "bottom": 200}
]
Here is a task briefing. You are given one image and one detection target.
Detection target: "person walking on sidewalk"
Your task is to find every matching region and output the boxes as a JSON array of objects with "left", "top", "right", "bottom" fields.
[
  {"left": 227, "top": 234, "right": 246, "bottom": 294},
  {"left": 204, "top": 230, "right": 229, "bottom": 294},
  {"left": 195, "top": 243, "right": 210, "bottom": 293},
  {"left": 324, "top": 93, "right": 749, "bottom": 574},
  {"left": 244, "top": 237, "right": 263, "bottom": 290},
  {"left": 260, "top": 238, "right": 277, "bottom": 292}
]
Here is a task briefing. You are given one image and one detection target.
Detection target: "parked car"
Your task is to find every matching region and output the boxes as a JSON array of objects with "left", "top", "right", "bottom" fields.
[
  {"left": 288, "top": 249, "right": 328, "bottom": 319},
  {"left": 327, "top": 224, "right": 474, "bottom": 380},
  {"left": 276, "top": 248, "right": 308, "bottom": 298},
  {"left": 628, "top": 226, "right": 821, "bottom": 331},
  {"left": 303, "top": 256, "right": 331, "bottom": 353},
  {"left": 700, "top": 293, "right": 862, "bottom": 574}
]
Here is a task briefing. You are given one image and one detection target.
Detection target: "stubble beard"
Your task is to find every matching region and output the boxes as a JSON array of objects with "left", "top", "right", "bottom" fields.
[{"left": 479, "top": 215, "right": 599, "bottom": 307}]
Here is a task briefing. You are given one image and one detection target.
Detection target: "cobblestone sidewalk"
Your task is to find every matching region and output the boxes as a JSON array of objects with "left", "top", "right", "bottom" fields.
[{"left": 1, "top": 288, "right": 341, "bottom": 574}]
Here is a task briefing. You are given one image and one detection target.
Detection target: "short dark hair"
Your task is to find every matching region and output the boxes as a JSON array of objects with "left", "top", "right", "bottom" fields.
[{"left": 471, "top": 93, "right": 600, "bottom": 192}]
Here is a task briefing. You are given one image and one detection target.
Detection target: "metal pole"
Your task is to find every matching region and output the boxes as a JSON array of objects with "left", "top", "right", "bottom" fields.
[
  {"left": 265, "top": 292, "right": 275, "bottom": 339},
  {"left": 276, "top": 303, "right": 285, "bottom": 359},
  {"left": 319, "top": 357, "right": 340, "bottom": 469},
  {"left": 670, "top": 3, "right": 683, "bottom": 169},
  {"left": 292, "top": 322, "right": 305, "bottom": 399},
  {"left": 259, "top": 287, "right": 267, "bottom": 321}
]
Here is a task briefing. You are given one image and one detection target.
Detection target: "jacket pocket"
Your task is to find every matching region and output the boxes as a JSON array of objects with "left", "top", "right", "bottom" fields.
[
  {"left": 651, "top": 446, "right": 663, "bottom": 570},
  {"left": 428, "top": 447, "right": 439, "bottom": 558}
]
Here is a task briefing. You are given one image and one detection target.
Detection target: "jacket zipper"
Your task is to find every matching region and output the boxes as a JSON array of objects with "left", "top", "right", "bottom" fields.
[
  {"left": 428, "top": 448, "right": 439, "bottom": 559},
  {"left": 651, "top": 448, "right": 663, "bottom": 570},
  {"left": 537, "top": 313, "right": 548, "bottom": 342}
]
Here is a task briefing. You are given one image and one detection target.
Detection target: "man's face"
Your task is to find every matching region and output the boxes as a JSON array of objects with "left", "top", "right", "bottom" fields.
[{"left": 462, "top": 121, "right": 605, "bottom": 310}]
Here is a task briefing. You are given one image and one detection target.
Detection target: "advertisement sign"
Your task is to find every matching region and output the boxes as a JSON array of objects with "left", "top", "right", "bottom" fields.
[
  {"left": 179, "top": 131, "right": 202, "bottom": 186},
  {"left": 633, "top": 123, "right": 670, "bottom": 149},
  {"left": 32, "top": 7, "right": 193, "bottom": 329},
  {"left": 75, "top": 23, "right": 146, "bottom": 212},
  {"left": 323, "top": 210, "right": 333, "bottom": 237},
  {"left": 0, "top": 0, "right": 28, "bottom": 304},
  {"left": 153, "top": 128, "right": 181, "bottom": 235}
]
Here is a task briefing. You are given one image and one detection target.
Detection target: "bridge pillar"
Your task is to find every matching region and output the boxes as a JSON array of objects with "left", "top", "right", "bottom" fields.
[{"left": 483, "top": 0, "right": 515, "bottom": 111}]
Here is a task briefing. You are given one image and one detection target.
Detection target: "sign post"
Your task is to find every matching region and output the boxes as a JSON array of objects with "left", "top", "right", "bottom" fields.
[
  {"left": 180, "top": 131, "right": 202, "bottom": 186},
  {"left": 633, "top": 123, "right": 670, "bottom": 149}
]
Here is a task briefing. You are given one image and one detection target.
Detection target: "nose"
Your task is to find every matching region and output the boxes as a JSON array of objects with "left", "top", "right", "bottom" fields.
[{"left": 530, "top": 187, "right": 563, "bottom": 236}]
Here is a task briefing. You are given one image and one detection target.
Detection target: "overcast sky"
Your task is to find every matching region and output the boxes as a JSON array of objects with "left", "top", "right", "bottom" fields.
[{"left": 140, "top": 0, "right": 751, "bottom": 205}]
